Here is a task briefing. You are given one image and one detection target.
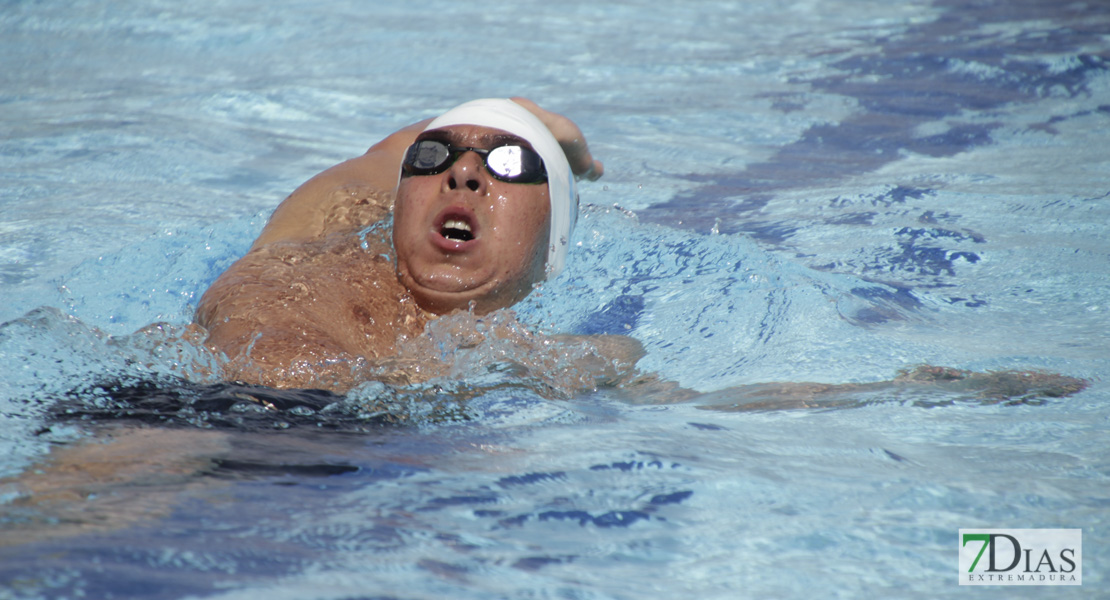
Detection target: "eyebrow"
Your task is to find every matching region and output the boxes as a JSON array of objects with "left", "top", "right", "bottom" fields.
[{"left": 417, "top": 129, "right": 533, "bottom": 150}]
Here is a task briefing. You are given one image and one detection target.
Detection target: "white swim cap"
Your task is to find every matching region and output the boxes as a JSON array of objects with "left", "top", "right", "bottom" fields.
[{"left": 421, "top": 98, "right": 578, "bottom": 280}]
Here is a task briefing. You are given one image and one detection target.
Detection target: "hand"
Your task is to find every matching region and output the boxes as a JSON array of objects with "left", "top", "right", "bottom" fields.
[{"left": 510, "top": 97, "right": 604, "bottom": 181}]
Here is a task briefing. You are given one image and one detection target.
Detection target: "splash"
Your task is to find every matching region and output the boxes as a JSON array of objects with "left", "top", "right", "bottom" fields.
[
  {"left": 0, "top": 302, "right": 642, "bottom": 439},
  {"left": 0, "top": 307, "right": 222, "bottom": 474}
]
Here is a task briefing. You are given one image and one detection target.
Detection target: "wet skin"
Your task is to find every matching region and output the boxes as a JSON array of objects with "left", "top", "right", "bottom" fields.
[
  {"left": 195, "top": 112, "right": 601, "bottom": 392},
  {"left": 392, "top": 126, "right": 552, "bottom": 315},
  {"left": 5, "top": 95, "right": 1091, "bottom": 549}
]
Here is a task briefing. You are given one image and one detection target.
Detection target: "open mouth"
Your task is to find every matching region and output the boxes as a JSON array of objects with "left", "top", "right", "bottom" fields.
[
  {"left": 433, "top": 207, "right": 479, "bottom": 248},
  {"left": 440, "top": 218, "right": 475, "bottom": 242}
]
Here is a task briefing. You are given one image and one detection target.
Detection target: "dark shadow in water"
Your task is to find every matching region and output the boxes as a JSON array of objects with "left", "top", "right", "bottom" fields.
[
  {"left": 577, "top": 293, "right": 645, "bottom": 335},
  {"left": 641, "top": 0, "right": 1109, "bottom": 240},
  {"left": 47, "top": 377, "right": 399, "bottom": 432}
]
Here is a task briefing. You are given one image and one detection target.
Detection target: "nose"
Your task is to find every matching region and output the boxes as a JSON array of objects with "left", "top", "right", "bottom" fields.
[{"left": 443, "top": 150, "right": 487, "bottom": 194}]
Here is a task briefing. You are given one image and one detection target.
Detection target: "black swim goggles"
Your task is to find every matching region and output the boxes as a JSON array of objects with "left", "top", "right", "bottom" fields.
[{"left": 401, "top": 139, "right": 547, "bottom": 184}]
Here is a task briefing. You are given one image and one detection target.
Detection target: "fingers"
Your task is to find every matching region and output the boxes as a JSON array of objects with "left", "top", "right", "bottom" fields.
[
  {"left": 510, "top": 97, "right": 603, "bottom": 181},
  {"left": 580, "top": 158, "right": 604, "bottom": 181}
]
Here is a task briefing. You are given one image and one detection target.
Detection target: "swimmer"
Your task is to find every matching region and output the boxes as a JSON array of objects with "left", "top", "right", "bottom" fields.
[
  {"left": 3, "top": 98, "right": 1089, "bottom": 551},
  {"left": 191, "top": 97, "right": 1090, "bottom": 401},
  {"left": 195, "top": 98, "right": 624, "bottom": 391}
]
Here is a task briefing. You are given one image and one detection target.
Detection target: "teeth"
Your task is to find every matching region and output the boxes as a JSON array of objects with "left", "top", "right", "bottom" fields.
[
  {"left": 443, "top": 219, "right": 471, "bottom": 233},
  {"left": 441, "top": 218, "right": 475, "bottom": 242}
]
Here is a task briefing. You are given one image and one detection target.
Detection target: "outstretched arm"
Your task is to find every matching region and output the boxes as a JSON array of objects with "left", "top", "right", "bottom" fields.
[{"left": 615, "top": 366, "right": 1089, "bottom": 412}]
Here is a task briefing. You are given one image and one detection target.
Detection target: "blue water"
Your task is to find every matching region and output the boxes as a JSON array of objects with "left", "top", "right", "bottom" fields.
[{"left": 2, "top": 0, "right": 1108, "bottom": 598}]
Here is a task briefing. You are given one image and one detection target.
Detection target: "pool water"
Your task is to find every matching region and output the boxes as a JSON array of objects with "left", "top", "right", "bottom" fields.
[{"left": 2, "top": 0, "right": 1108, "bottom": 597}]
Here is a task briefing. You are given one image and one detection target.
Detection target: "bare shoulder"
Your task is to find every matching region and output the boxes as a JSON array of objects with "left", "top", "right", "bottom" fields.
[
  {"left": 196, "top": 233, "right": 429, "bottom": 390},
  {"left": 249, "top": 157, "right": 393, "bottom": 249},
  {"left": 251, "top": 118, "right": 433, "bottom": 249}
]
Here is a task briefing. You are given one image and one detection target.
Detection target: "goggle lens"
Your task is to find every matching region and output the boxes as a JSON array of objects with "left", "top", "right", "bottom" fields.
[{"left": 402, "top": 140, "right": 547, "bottom": 184}]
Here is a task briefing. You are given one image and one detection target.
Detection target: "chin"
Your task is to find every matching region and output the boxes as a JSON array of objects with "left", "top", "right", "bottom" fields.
[{"left": 399, "top": 267, "right": 536, "bottom": 315}]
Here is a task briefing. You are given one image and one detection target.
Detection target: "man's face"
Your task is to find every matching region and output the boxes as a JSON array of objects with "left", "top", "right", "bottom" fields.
[{"left": 392, "top": 125, "right": 551, "bottom": 314}]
